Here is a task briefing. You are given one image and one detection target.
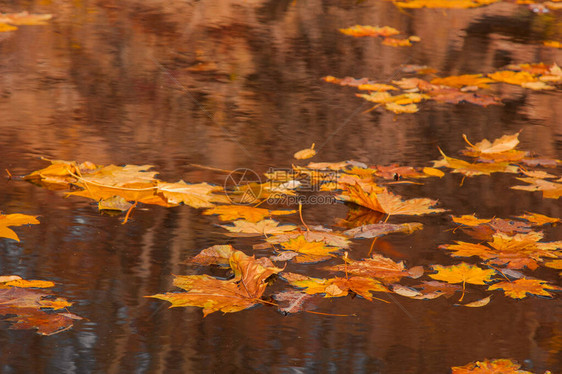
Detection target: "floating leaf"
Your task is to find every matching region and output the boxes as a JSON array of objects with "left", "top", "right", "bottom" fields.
[
  {"left": 0, "top": 213, "right": 39, "bottom": 242},
  {"left": 451, "top": 214, "right": 492, "bottom": 227},
  {"left": 267, "top": 229, "right": 351, "bottom": 249},
  {"left": 294, "top": 144, "right": 317, "bottom": 160},
  {"left": 273, "top": 291, "right": 315, "bottom": 314},
  {"left": 433, "top": 148, "right": 516, "bottom": 176},
  {"left": 157, "top": 181, "right": 229, "bottom": 208},
  {"left": 277, "top": 235, "right": 340, "bottom": 263},
  {"left": 203, "top": 205, "right": 295, "bottom": 223},
  {"left": 488, "top": 70, "right": 537, "bottom": 85},
  {"left": 431, "top": 74, "right": 493, "bottom": 89},
  {"left": 344, "top": 222, "right": 423, "bottom": 238},
  {"left": 0, "top": 278, "right": 80, "bottom": 335},
  {"left": 189, "top": 245, "right": 236, "bottom": 266},
  {"left": 451, "top": 358, "right": 534, "bottom": 373},
  {"left": 511, "top": 178, "right": 562, "bottom": 199},
  {"left": 339, "top": 184, "right": 446, "bottom": 216},
  {"left": 149, "top": 251, "right": 282, "bottom": 316},
  {"left": 488, "top": 278, "right": 561, "bottom": 299},
  {"left": 325, "top": 254, "right": 422, "bottom": 283},
  {"left": 220, "top": 219, "right": 297, "bottom": 236},
  {"left": 460, "top": 295, "right": 491, "bottom": 307},
  {"left": 462, "top": 132, "right": 520, "bottom": 155},
  {"left": 283, "top": 272, "right": 388, "bottom": 300},
  {"left": 430, "top": 262, "right": 495, "bottom": 301},
  {"left": 339, "top": 25, "right": 400, "bottom": 38},
  {"left": 393, "top": 0, "right": 499, "bottom": 8}
]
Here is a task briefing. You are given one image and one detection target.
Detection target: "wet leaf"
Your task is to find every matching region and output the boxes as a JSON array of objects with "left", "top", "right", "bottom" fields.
[
  {"left": 220, "top": 219, "right": 297, "bottom": 236},
  {"left": 339, "top": 25, "right": 400, "bottom": 38},
  {"left": 385, "top": 102, "right": 418, "bottom": 113},
  {"left": 344, "top": 222, "right": 423, "bottom": 238},
  {"left": 283, "top": 272, "right": 389, "bottom": 300},
  {"left": 433, "top": 148, "right": 516, "bottom": 176},
  {"left": 488, "top": 278, "right": 561, "bottom": 299},
  {"left": 381, "top": 37, "right": 413, "bottom": 47},
  {"left": 157, "top": 181, "right": 229, "bottom": 208},
  {"left": 339, "top": 184, "right": 446, "bottom": 216},
  {"left": 203, "top": 205, "right": 295, "bottom": 223},
  {"left": 277, "top": 235, "right": 340, "bottom": 263},
  {"left": 325, "top": 254, "right": 422, "bottom": 283},
  {"left": 460, "top": 295, "right": 491, "bottom": 307},
  {"left": 429, "top": 263, "right": 495, "bottom": 285},
  {"left": 294, "top": 144, "right": 317, "bottom": 160},
  {"left": 451, "top": 358, "right": 534, "bottom": 373},
  {"left": 488, "top": 70, "right": 537, "bottom": 85},
  {"left": 451, "top": 214, "right": 492, "bottom": 227},
  {"left": 393, "top": 0, "right": 499, "bottom": 8},
  {"left": 0, "top": 213, "right": 39, "bottom": 242},
  {"left": 430, "top": 74, "right": 493, "bottom": 89},
  {"left": 149, "top": 251, "right": 282, "bottom": 316},
  {"left": 267, "top": 229, "right": 351, "bottom": 249},
  {"left": 511, "top": 178, "right": 562, "bottom": 199},
  {"left": 0, "top": 278, "right": 80, "bottom": 335},
  {"left": 462, "top": 132, "right": 520, "bottom": 154},
  {"left": 273, "top": 290, "right": 315, "bottom": 314},
  {"left": 189, "top": 245, "right": 236, "bottom": 266}
]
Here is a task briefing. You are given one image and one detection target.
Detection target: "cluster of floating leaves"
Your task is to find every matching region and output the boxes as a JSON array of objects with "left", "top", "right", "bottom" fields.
[
  {"left": 324, "top": 62, "right": 561, "bottom": 113},
  {"left": 3, "top": 131, "right": 557, "bottom": 328}
]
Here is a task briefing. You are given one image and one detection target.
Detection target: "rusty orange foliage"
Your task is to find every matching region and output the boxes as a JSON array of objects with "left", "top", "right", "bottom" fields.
[{"left": 149, "top": 251, "right": 282, "bottom": 316}]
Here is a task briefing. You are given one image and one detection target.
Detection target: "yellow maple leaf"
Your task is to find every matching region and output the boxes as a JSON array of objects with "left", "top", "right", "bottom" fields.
[
  {"left": 488, "top": 278, "right": 561, "bottom": 299},
  {"left": 278, "top": 235, "right": 340, "bottom": 263},
  {"left": 430, "top": 262, "right": 495, "bottom": 301}
]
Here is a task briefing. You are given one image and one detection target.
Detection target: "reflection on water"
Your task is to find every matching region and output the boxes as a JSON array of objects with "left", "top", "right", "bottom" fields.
[{"left": 0, "top": 0, "right": 560, "bottom": 372}]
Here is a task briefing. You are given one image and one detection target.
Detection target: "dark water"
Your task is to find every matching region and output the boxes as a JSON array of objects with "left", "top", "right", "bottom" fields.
[{"left": 0, "top": 0, "right": 561, "bottom": 373}]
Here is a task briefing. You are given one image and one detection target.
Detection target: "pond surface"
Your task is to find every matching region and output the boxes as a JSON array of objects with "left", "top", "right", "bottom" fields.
[{"left": 0, "top": 0, "right": 561, "bottom": 373}]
